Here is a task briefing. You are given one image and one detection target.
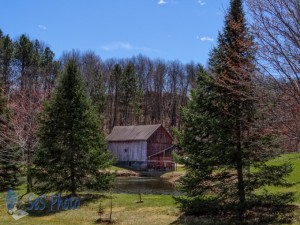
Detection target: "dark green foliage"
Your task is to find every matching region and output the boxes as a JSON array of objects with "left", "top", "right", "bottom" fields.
[
  {"left": 32, "top": 60, "right": 114, "bottom": 195},
  {"left": 176, "top": 0, "right": 294, "bottom": 221},
  {"left": 91, "top": 75, "right": 107, "bottom": 116},
  {"left": 14, "top": 35, "right": 35, "bottom": 72},
  {"left": 111, "top": 63, "right": 141, "bottom": 126},
  {"left": 0, "top": 33, "right": 13, "bottom": 90},
  {"left": 14, "top": 34, "right": 38, "bottom": 91},
  {"left": 175, "top": 66, "right": 227, "bottom": 210},
  {"left": 0, "top": 85, "right": 20, "bottom": 191},
  {"left": 111, "top": 64, "right": 122, "bottom": 127},
  {"left": 40, "top": 46, "right": 59, "bottom": 92},
  {"left": 119, "top": 63, "right": 140, "bottom": 125}
]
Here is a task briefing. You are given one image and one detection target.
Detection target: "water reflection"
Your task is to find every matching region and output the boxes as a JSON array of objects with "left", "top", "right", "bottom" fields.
[{"left": 113, "top": 177, "right": 179, "bottom": 195}]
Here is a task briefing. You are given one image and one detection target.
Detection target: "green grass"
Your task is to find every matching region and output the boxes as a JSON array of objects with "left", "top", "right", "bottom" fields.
[
  {"left": 1, "top": 154, "right": 300, "bottom": 224},
  {"left": 174, "top": 165, "right": 186, "bottom": 173},
  {"left": 0, "top": 192, "right": 179, "bottom": 225},
  {"left": 1, "top": 191, "right": 299, "bottom": 225},
  {"left": 109, "top": 164, "right": 186, "bottom": 174},
  {"left": 109, "top": 165, "right": 131, "bottom": 172},
  {"left": 261, "top": 153, "right": 300, "bottom": 204},
  {"left": 158, "top": 165, "right": 186, "bottom": 180}
]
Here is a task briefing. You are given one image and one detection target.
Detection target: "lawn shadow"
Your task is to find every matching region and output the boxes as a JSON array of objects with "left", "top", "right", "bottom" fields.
[
  {"left": 171, "top": 204, "right": 298, "bottom": 225},
  {"left": 171, "top": 215, "right": 237, "bottom": 225}
]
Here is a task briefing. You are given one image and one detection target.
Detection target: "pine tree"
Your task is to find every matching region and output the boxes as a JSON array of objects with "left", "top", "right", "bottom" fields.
[
  {"left": 0, "top": 85, "right": 20, "bottom": 191},
  {"left": 32, "top": 60, "right": 114, "bottom": 195},
  {"left": 176, "top": 0, "right": 294, "bottom": 221},
  {"left": 14, "top": 34, "right": 36, "bottom": 90},
  {"left": 0, "top": 33, "right": 13, "bottom": 92},
  {"left": 111, "top": 64, "right": 122, "bottom": 127},
  {"left": 119, "top": 63, "right": 139, "bottom": 125},
  {"left": 111, "top": 62, "right": 142, "bottom": 126},
  {"left": 175, "top": 66, "right": 223, "bottom": 214}
]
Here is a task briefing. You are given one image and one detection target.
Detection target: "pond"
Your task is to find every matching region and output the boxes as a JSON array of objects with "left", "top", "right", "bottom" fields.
[{"left": 112, "top": 177, "right": 179, "bottom": 195}]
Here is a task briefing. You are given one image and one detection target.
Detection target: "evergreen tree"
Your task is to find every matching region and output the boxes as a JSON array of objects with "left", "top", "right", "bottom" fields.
[
  {"left": 40, "top": 46, "right": 58, "bottom": 92},
  {"left": 176, "top": 0, "right": 293, "bottom": 221},
  {"left": 0, "top": 85, "right": 20, "bottom": 191},
  {"left": 175, "top": 66, "right": 223, "bottom": 213},
  {"left": 0, "top": 33, "right": 13, "bottom": 91},
  {"left": 32, "top": 60, "right": 114, "bottom": 195},
  {"left": 111, "top": 64, "right": 122, "bottom": 127},
  {"left": 14, "top": 34, "right": 36, "bottom": 90},
  {"left": 119, "top": 63, "right": 139, "bottom": 125}
]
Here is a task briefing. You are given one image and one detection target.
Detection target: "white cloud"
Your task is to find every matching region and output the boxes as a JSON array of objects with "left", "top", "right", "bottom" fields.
[
  {"left": 197, "top": 36, "right": 214, "bottom": 42},
  {"left": 100, "top": 42, "right": 133, "bottom": 51},
  {"left": 100, "top": 42, "right": 161, "bottom": 53},
  {"left": 38, "top": 25, "right": 47, "bottom": 30},
  {"left": 158, "top": 0, "right": 167, "bottom": 5},
  {"left": 137, "top": 46, "right": 162, "bottom": 53},
  {"left": 198, "top": 0, "right": 205, "bottom": 6}
]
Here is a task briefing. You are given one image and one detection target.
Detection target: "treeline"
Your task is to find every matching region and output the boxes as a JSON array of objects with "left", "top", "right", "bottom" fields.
[
  {"left": 1, "top": 30, "right": 198, "bottom": 135},
  {"left": 0, "top": 30, "right": 59, "bottom": 93},
  {"left": 0, "top": 27, "right": 299, "bottom": 160},
  {"left": 61, "top": 51, "right": 198, "bottom": 133}
]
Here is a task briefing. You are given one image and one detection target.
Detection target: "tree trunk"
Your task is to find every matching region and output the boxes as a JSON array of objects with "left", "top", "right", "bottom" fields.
[
  {"left": 70, "top": 151, "right": 76, "bottom": 196},
  {"left": 26, "top": 140, "right": 32, "bottom": 193},
  {"left": 236, "top": 119, "right": 245, "bottom": 220}
]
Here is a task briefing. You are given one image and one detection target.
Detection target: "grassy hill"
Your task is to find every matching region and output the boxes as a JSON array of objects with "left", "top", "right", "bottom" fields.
[{"left": 0, "top": 153, "right": 300, "bottom": 225}]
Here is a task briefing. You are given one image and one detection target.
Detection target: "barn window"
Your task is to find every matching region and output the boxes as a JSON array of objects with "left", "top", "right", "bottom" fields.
[
  {"left": 124, "top": 149, "right": 128, "bottom": 153},
  {"left": 128, "top": 161, "right": 132, "bottom": 167}
]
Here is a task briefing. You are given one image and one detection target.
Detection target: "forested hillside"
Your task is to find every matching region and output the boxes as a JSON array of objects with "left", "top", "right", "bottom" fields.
[
  {"left": 0, "top": 30, "right": 199, "bottom": 135},
  {"left": 0, "top": 24, "right": 298, "bottom": 162}
]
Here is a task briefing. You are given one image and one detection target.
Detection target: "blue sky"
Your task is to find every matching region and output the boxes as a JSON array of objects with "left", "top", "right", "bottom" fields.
[{"left": 0, "top": 0, "right": 231, "bottom": 65}]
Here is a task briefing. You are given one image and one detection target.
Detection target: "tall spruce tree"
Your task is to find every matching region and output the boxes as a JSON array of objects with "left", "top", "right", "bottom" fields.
[
  {"left": 119, "top": 63, "right": 139, "bottom": 125},
  {"left": 176, "top": 0, "right": 294, "bottom": 221},
  {"left": 0, "top": 85, "right": 20, "bottom": 191},
  {"left": 32, "top": 60, "right": 113, "bottom": 195}
]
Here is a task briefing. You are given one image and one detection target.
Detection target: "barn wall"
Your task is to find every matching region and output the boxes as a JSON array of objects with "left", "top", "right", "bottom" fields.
[
  {"left": 108, "top": 141, "right": 147, "bottom": 161},
  {"left": 147, "top": 126, "right": 173, "bottom": 157}
]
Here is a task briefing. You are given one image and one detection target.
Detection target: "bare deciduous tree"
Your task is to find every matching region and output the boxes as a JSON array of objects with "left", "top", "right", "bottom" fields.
[
  {"left": 247, "top": 0, "right": 300, "bottom": 84},
  {"left": 9, "top": 89, "right": 45, "bottom": 192},
  {"left": 247, "top": 0, "right": 300, "bottom": 151}
]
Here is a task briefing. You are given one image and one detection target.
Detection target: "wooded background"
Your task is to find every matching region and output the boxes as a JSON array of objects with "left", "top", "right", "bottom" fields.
[{"left": 0, "top": 22, "right": 298, "bottom": 165}]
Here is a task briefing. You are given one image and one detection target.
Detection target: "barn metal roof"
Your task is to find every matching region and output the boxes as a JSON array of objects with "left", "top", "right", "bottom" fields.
[{"left": 106, "top": 124, "right": 163, "bottom": 141}]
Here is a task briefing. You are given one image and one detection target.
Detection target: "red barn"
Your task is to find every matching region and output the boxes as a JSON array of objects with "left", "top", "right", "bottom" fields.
[{"left": 106, "top": 124, "right": 174, "bottom": 170}]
